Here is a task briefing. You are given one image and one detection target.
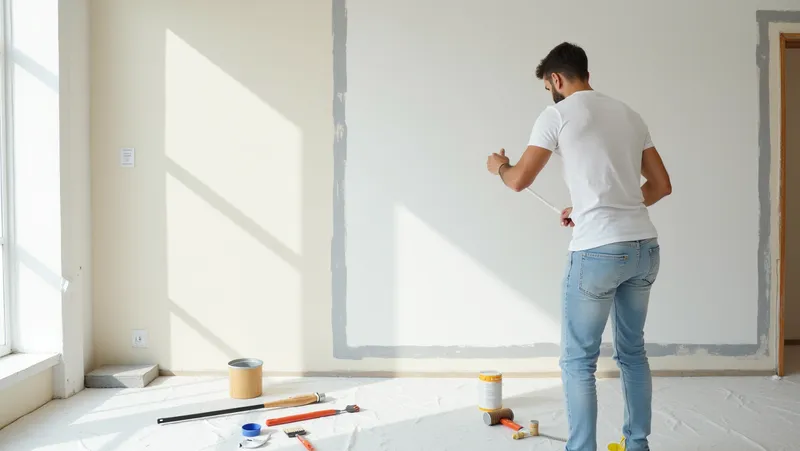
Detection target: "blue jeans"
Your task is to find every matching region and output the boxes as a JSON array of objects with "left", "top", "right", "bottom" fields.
[{"left": 560, "top": 238, "right": 660, "bottom": 451}]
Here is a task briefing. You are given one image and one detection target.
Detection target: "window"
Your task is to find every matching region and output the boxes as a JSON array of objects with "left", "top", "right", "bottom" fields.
[{"left": 0, "top": 0, "right": 11, "bottom": 358}]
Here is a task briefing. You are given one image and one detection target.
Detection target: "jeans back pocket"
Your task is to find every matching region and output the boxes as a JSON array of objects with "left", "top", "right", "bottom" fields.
[
  {"left": 644, "top": 245, "right": 660, "bottom": 285},
  {"left": 578, "top": 251, "right": 628, "bottom": 300}
]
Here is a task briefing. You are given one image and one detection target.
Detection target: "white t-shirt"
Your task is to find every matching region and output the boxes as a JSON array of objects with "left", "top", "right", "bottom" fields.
[{"left": 528, "top": 90, "right": 658, "bottom": 252}]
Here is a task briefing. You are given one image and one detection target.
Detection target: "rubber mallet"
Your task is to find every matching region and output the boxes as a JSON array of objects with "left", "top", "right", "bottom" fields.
[{"left": 482, "top": 408, "right": 531, "bottom": 440}]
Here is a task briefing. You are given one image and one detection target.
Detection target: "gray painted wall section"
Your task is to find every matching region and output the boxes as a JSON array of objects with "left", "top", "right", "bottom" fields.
[
  {"left": 332, "top": 0, "right": 351, "bottom": 359},
  {"left": 330, "top": 4, "right": 795, "bottom": 360}
]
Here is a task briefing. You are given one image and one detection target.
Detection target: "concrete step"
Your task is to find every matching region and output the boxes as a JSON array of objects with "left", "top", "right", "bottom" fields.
[{"left": 85, "top": 364, "right": 159, "bottom": 389}]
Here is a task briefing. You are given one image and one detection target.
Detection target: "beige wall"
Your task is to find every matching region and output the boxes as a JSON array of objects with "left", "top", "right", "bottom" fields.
[
  {"left": 786, "top": 49, "right": 800, "bottom": 341},
  {"left": 0, "top": 369, "right": 53, "bottom": 429},
  {"left": 91, "top": 0, "right": 335, "bottom": 373}
]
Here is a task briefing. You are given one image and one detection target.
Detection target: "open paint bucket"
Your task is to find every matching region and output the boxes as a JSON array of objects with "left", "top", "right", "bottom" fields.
[{"left": 228, "top": 358, "right": 264, "bottom": 399}]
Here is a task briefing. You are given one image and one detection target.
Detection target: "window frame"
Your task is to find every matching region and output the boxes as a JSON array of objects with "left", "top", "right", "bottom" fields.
[{"left": 0, "top": 0, "right": 13, "bottom": 358}]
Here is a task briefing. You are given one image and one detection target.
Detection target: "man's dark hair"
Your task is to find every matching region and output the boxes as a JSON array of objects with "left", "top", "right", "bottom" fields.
[{"left": 535, "top": 42, "right": 589, "bottom": 81}]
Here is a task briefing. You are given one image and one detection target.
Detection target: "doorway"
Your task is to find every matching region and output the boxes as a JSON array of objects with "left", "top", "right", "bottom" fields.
[{"left": 781, "top": 34, "right": 800, "bottom": 376}]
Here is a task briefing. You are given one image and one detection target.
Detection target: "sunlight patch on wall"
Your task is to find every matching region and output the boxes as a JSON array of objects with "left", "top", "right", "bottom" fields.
[
  {"left": 347, "top": 204, "right": 560, "bottom": 347},
  {"left": 164, "top": 29, "right": 303, "bottom": 255}
]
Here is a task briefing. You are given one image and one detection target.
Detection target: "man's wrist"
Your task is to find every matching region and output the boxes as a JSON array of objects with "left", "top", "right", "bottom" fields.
[{"left": 498, "top": 163, "right": 510, "bottom": 181}]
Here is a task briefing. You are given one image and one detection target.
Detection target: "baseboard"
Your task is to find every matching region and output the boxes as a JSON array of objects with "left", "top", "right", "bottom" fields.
[{"left": 160, "top": 369, "right": 775, "bottom": 379}]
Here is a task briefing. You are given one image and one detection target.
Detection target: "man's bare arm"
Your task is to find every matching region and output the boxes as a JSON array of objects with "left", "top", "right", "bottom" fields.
[
  {"left": 641, "top": 146, "right": 672, "bottom": 206},
  {"left": 498, "top": 145, "right": 552, "bottom": 192}
]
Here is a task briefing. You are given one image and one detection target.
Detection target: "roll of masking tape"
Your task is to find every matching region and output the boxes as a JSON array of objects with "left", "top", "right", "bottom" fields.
[{"left": 241, "top": 423, "right": 261, "bottom": 437}]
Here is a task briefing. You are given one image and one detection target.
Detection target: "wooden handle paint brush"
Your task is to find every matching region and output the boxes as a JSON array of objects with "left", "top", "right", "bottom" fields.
[
  {"left": 266, "top": 405, "right": 360, "bottom": 426},
  {"left": 157, "top": 392, "right": 326, "bottom": 425}
]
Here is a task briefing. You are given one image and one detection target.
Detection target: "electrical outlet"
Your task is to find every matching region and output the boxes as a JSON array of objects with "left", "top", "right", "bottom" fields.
[{"left": 132, "top": 329, "right": 148, "bottom": 348}]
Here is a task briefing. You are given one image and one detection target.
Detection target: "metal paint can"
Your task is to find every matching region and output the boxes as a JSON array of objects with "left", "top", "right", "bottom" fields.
[
  {"left": 228, "top": 358, "right": 264, "bottom": 399},
  {"left": 478, "top": 370, "right": 503, "bottom": 411}
]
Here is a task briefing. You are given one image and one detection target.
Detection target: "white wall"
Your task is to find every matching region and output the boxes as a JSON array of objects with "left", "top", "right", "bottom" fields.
[
  {"left": 0, "top": 368, "right": 53, "bottom": 429},
  {"left": 345, "top": 0, "right": 755, "bottom": 349},
  {"left": 90, "top": 0, "right": 798, "bottom": 375},
  {"left": 58, "top": 0, "right": 93, "bottom": 378},
  {"left": 785, "top": 48, "right": 800, "bottom": 341}
]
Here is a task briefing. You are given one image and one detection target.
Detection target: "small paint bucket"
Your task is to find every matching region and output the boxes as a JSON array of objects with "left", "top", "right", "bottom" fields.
[
  {"left": 228, "top": 358, "right": 264, "bottom": 399},
  {"left": 478, "top": 370, "right": 503, "bottom": 411}
]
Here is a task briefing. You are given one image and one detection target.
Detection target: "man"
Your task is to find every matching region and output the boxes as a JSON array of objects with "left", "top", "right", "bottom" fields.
[{"left": 486, "top": 42, "right": 671, "bottom": 451}]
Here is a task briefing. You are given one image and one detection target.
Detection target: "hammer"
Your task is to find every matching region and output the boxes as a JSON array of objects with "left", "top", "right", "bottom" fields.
[{"left": 482, "top": 408, "right": 533, "bottom": 440}]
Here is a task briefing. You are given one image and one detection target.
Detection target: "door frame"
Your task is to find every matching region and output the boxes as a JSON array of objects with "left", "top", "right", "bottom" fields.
[{"left": 779, "top": 33, "right": 800, "bottom": 377}]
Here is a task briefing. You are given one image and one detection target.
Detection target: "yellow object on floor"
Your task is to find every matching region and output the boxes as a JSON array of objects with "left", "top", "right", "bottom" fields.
[{"left": 607, "top": 437, "right": 625, "bottom": 451}]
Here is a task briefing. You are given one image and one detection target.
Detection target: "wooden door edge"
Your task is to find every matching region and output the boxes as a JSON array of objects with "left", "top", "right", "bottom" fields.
[{"left": 779, "top": 34, "right": 789, "bottom": 377}]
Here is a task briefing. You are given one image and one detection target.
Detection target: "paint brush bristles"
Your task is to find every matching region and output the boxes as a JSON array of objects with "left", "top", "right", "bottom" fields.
[{"left": 525, "top": 187, "right": 561, "bottom": 215}]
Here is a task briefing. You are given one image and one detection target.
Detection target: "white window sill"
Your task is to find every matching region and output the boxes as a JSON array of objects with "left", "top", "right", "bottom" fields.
[{"left": 0, "top": 352, "right": 61, "bottom": 391}]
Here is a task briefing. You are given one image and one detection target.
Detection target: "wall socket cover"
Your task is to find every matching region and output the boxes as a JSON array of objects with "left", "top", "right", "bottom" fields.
[{"left": 132, "top": 329, "right": 148, "bottom": 348}]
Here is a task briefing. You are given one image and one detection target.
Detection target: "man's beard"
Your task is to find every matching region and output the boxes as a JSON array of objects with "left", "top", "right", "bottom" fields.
[{"left": 552, "top": 89, "right": 565, "bottom": 104}]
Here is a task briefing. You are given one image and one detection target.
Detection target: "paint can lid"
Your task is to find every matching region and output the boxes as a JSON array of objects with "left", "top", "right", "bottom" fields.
[
  {"left": 478, "top": 370, "right": 502, "bottom": 382},
  {"left": 229, "top": 358, "right": 264, "bottom": 369},
  {"left": 242, "top": 423, "right": 262, "bottom": 437}
]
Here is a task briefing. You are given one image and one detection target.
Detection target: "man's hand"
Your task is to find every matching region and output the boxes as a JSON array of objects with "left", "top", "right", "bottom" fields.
[
  {"left": 487, "top": 149, "right": 510, "bottom": 175},
  {"left": 560, "top": 207, "right": 574, "bottom": 227}
]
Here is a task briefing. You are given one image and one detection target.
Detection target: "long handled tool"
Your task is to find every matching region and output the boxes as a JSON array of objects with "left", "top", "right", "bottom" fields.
[
  {"left": 266, "top": 404, "right": 360, "bottom": 427},
  {"left": 525, "top": 187, "right": 561, "bottom": 215},
  {"left": 157, "top": 392, "right": 326, "bottom": 425}
]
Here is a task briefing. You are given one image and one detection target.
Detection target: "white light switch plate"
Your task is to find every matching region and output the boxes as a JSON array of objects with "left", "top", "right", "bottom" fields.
[{"left": 120, "top": 148, "right": 135, "bottom": 167}]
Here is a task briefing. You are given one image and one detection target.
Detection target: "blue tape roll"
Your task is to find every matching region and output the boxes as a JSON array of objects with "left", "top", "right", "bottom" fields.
[{"left": 241, "top": 423, "right": 261, "bottom": 437}]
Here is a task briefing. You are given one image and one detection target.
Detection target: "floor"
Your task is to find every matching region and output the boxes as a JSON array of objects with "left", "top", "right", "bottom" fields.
[{"left": 2, "top": 355, "right": 800, "bottom": 451}]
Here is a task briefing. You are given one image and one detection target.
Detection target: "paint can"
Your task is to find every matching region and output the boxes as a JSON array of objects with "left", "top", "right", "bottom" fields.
[
  {"left": 477, "top": 370, "right": 503, "bottom": 411},
  {"left": 228, "top": 358, "right": 264, "bottom": 399}
]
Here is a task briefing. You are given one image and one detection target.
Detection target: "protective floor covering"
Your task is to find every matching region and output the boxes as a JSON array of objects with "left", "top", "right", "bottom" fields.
[{"left": 1, "top": 369, "right": 799, "bottom": 450}]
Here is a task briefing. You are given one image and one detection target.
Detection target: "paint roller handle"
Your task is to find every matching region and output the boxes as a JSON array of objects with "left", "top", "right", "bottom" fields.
[
  {"left": 157, "top": 393, "right": 324, "bottom": 425},
  {"left": 266, "top": 409, "right": 339, "bottom": 426},
  {"left": 524, "top": 187, "right": 562, "bottom": 215}
]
